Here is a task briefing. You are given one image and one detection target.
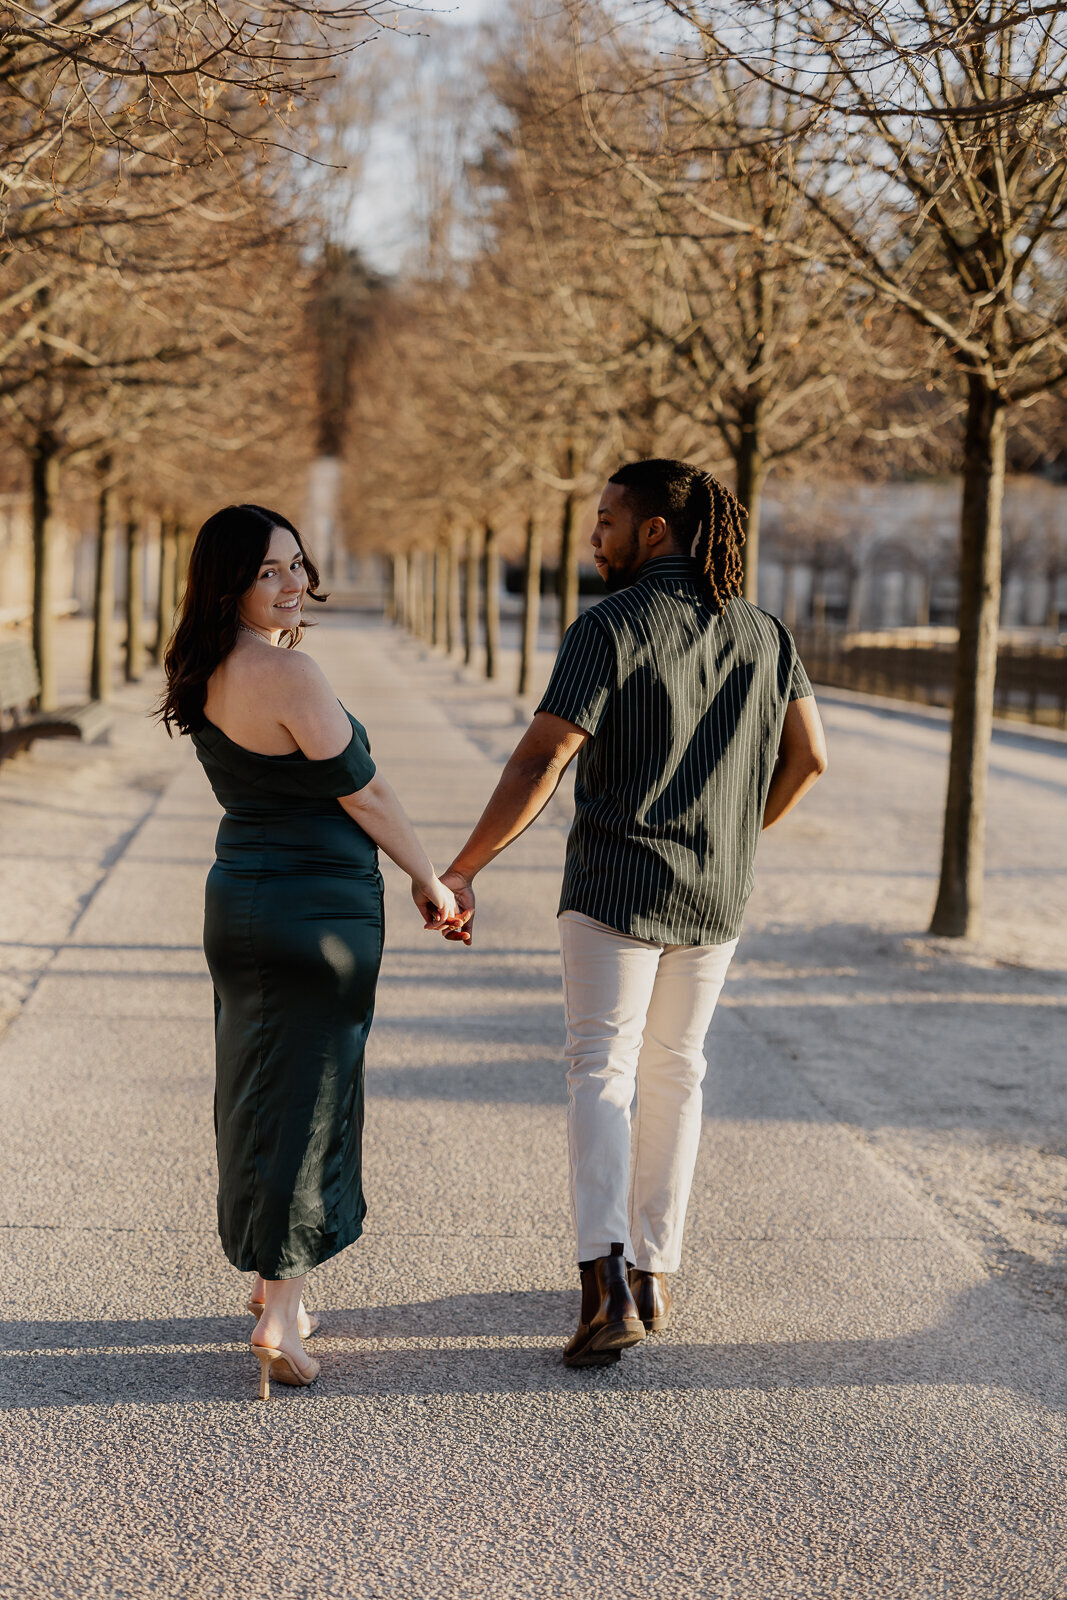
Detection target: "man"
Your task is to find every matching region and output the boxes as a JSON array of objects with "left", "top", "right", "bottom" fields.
[{"left": 440, "top": 458, "right": 827, "bottom": 1367}]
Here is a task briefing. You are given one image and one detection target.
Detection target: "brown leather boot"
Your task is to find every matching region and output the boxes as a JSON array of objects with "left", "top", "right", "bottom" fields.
[
  {"left": 628, "top": 1268, "right": 672, "bottom": 1333},
  {"left": 563, "top": 1244, "right": 645, "bottom": 1368}
]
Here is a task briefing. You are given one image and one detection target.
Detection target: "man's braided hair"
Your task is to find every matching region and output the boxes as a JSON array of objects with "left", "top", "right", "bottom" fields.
[{"left": 608, "top": 458, "right": 746, "bottom": 615}]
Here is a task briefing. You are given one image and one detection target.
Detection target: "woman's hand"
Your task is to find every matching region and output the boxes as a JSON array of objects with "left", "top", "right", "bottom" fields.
[
  {"left": 411, "top": 875, "right": 461, "bottom": 931},
  {"left": 438, "top": 868, "right": 475, "bottom": 945}
]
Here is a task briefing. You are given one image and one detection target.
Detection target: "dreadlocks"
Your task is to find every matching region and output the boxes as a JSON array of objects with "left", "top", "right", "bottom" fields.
[{"left": 608, "top": 459, "right": 746, "bottom": 615}]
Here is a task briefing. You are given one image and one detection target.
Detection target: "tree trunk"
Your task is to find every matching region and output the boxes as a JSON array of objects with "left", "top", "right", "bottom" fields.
[
  {"left": 735, "top": 398, "right": 766, "bottom": 604},
  {"left": 464, "top": 527, "right": 479, "bottom": 666},
  {"left": 174, "top": 526, "right": 192, "bottom": 613},
  {"left": 91, "top": 477, "right": 117, "bottom": 701},
  {"left": 1046, "top": 567, "right": 1060, "bottom": 631},
  {"left": 846, "top": 560, "right": 868, "bottom": 631},
  {"left": 392, "top": 553, "right": 407, "bottom": 628},
  {"left": 558, "top": 488, "right": 579, "bottom": 642},
  {"left": 484, "top": 523, "right": 500, "bottom": 680},
  {"left": 422, "top": 547, "right": 435, "bottom": 642},
  {"left": 153, "top": 518, "right": 177, "bottom": 666},
  {"left": 447, "top": 533, "right": 461, "bottom": 655},
  {"left": 812, "top": 570, "right": 827, "bottom": 631},
  {"left": 930, "top": 380, "right": 1007, "bottom": 939},
  {"left": 407, "top": 549, "right": 420, "bottom": 635},
  {"left": 125, "top": 508, "right": 145, "bottom": 683},
  {"left": 31, "top": 433, "right": 60, "bottom": 712},
  {"left": 518, "top": 516, "right": 543, "bottom": 697},
  {"left": 384, "top": 554, "right": 395, "bottom": 624},
  {"left": 782, "top": 564, "right": 797, "bottom": 630},
  {"left": 435, "top": 540, "right": 447, "bottom": 646}
]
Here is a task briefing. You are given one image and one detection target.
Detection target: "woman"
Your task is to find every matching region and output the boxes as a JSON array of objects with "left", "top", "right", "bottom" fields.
[{"left": 160, "top": 504, "right": 461, "bottom": 1399}]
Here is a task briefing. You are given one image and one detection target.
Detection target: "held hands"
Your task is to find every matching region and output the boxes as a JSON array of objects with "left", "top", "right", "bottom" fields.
[
  {"left": 411, "top": 873, "right": 473, "bottom": 942},
  {"left": 438, "top": 868, "right": 475, "bottom": 945}
]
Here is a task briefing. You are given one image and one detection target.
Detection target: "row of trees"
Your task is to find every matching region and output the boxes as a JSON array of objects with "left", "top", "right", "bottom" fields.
[
  {"left": 353, "top": 0, "right": 1067, "bottom": 940},
  {"left": 0, "top": 0, "right": 392, "bottom": 703},
  {"left": 5, "top": 1, "right": 1065, "bottom": 939}
]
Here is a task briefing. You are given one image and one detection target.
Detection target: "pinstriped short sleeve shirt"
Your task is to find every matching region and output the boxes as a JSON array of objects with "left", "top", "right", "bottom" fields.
[{"left": 536, "top": 556, "right": 813, "bottom": 946}]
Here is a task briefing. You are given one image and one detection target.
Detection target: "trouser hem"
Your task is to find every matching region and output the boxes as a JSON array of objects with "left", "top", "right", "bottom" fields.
[{"left": 575, "top": 1242, "right": 635, "bottom": 1267}]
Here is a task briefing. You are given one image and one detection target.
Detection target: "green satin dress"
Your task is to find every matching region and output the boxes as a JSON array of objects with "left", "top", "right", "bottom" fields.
[{"left": 192, "top": 710, "right": 383, "bottom": 1280}]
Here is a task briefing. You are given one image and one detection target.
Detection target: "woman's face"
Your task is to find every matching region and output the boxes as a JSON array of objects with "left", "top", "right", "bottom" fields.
[{"left": 239, "top": 527, "right": 308, "bottom": 636}]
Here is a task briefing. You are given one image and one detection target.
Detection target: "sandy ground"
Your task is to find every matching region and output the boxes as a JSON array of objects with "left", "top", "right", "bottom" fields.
[
  {"left": 0, "top": 620, "right": 186, "bottom": 1036},
  {"left": 0, "top": 612, "right": 1063, "bottom": 1599}
]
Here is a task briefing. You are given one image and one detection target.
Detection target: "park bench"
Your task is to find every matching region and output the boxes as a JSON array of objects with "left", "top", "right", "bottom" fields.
[{"left": 0, "top": 635, "right": 112, "bottom": 762}]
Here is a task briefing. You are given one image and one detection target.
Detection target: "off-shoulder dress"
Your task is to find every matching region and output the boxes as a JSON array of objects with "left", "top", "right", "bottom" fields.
[{"left": 191, "top": 709, "right": 383, "bottom": 1279}]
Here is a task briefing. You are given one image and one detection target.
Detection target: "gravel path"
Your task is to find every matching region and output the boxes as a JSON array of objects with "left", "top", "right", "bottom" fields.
[{"left": 0, "top": 615, "right": 1063, "bottom": 1600}]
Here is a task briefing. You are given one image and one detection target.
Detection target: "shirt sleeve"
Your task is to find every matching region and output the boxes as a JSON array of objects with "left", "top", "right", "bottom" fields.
[
  {"left": 789, "top": 651, "right": 814, "bottom": 701},
  {"left": 536, "top": 612, "right": 616, "bottom": 735}
]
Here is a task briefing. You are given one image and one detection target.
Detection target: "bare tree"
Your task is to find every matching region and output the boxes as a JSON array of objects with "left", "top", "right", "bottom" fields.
[
  {"left": 518, "top": 515, "right": 543, "bottom": 696},
  {"left": 566, "top": 13, "right": 890, "bottom": 596},
  {"left": 464, "top": 526, "right": 480, "bottom": 666},
  {"left": 89, "top": 457, "right": 118, "bottom": 700},
  {"left": 485, "top": 523, "right": 501, "bottom": 679},
  {"left": 2, "top": 143, "right": 316, "bottom": 703},
  {"left": 0, "top": 2, "right": 393, "bottom": 247},
  {"left": 654, "top": 0, "right": 1067, "bottom": 937},
  {"left": 124, "top": 502, "right": 145, "bottom": 682},
  {"left": 153, "top": 516, "right": 178, "bottom": 666}
]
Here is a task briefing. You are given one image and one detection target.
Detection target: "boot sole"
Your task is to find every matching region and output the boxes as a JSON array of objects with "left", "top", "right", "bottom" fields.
[
  {"left": 562, "top": 1345, "right": 622, "bottom": 1370},
  {"left": 641, "top": 1315, "right": 670, "bottom": 1333},
  {"left": 589, "top": 1319, "right": 646, "bottom": 1352}
]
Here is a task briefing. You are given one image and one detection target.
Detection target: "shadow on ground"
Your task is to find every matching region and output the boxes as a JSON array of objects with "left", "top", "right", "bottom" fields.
[{"left": 0, "top": 1280, "right": 1060, "bottom": 1412}]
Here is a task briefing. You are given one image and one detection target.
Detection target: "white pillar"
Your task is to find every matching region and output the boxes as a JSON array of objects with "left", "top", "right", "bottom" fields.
[{"left": 305, "top": 456, "right": 343, "bottom": 585}]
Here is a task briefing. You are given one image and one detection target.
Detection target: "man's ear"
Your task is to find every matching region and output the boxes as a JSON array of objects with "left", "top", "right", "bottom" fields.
[{"left": 643, "top": 516, "right": 669, "bottom": 547}]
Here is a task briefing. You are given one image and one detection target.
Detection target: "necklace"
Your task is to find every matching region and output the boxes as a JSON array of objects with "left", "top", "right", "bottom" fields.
[{"left": 238, "top": 622, "right": 272, "bottom": 645}]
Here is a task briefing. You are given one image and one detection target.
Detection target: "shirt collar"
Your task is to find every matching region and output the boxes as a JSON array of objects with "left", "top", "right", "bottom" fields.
[{"left": 634, "top": 555, "right": 700, "bottom": 586}]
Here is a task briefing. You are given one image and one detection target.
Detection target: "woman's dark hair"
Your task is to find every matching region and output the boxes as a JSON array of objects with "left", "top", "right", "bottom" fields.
[
  {"left": 608, "top": 458, "right": 746, "bottom": 614},
  {"left": 158, "top": 503, "right": 326, "bottom": 736}
]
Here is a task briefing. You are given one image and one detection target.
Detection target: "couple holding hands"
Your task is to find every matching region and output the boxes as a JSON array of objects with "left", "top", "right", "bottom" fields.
[{"left": 160, "top": 458, "right": 826, "bottom": 1400}]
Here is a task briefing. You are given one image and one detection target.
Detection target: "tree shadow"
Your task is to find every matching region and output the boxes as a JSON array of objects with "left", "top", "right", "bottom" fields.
[
  {"left": 816, "top": 688, "right": 1067, "bottom": 765},
  {"left": 0, "top": 1280, "right": 1060, "bottom": 1412},
  {"left": 368, "top": 1059, "right": 566, "bottom": 1106}
]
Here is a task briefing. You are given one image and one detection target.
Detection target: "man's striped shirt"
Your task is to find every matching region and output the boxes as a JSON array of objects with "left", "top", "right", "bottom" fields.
[{"left": 536, "top": 555, "right": 813, "bottom": 946}]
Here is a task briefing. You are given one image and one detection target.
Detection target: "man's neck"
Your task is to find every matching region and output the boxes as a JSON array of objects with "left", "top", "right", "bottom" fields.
[{"left": 633, "top": 545, "right": 691, "bottom": 575}]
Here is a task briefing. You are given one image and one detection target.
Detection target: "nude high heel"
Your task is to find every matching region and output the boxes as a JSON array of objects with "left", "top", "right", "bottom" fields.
[
  {"left": 253, "top": 1342, "right": 321, "bottom": 1401},
  {"left": 246, "top": 1298, "right": 321, "bottom": 1338}
]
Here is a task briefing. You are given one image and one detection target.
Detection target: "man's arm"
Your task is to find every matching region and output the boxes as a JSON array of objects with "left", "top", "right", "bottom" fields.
[
  {"left": 762, "top": 696, "right": 828, "bottom": 829},
  {"left": 440, "top": 712, "right": 589, "bottom": 943}
]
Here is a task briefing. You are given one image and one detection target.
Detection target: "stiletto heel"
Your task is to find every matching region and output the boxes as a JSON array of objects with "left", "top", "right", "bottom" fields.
[
  {"left": 252, "top": 1341, "right": 320, "bottom": 1401},
  {"left": 255, "top": 1344, "right": 274, "bottom": 1400}
]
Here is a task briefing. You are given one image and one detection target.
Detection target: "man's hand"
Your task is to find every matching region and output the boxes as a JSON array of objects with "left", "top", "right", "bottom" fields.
[{"left": 439, "top": 867, "right": 475, "bottom": 945}]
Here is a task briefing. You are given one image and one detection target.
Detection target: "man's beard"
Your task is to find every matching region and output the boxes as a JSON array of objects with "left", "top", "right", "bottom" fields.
[{"left": 601, "top": 527, "right": 641, "bottom": 592}]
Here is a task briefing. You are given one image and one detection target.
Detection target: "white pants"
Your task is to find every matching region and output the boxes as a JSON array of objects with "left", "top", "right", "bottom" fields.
[{"left": 558, "top": 911, "right": 738, "bottom": 1273}]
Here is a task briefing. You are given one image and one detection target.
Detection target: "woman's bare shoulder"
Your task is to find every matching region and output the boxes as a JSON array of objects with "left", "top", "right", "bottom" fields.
[
  {"left": 229, "top": 640, "right": 330, "bottom": 693},
  {"left": 266, "top": 644, "right": 334, "bottom": 704},
  {"left": 209, "top": 644, "right": 348, "bottom": 757},
  {"left": 208, "top": 643, "right": 334, "bottom": 724}
]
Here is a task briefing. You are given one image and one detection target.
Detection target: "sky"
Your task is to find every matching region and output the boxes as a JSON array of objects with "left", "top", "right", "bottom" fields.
[{"left": 346, "top": 0, "right": 503, "bottom": 271}]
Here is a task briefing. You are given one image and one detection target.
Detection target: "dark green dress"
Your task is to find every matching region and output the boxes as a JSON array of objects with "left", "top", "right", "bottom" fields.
[{"left": 191, "top": 710, "right": 383, "bottom": 1280}]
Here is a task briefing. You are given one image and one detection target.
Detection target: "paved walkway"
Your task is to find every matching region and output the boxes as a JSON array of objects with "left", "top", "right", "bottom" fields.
[{"left": 0, "top": 616, "right": 1064, "bottom": 1599}]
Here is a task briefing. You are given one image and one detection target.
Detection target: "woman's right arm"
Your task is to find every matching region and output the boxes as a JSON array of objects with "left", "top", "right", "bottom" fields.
[
  {"left": 274, "top": 652, "right": 461, "bottom": 928},
  {"left": 338, "top": 774, "right": 458, "bottom": 927}
]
